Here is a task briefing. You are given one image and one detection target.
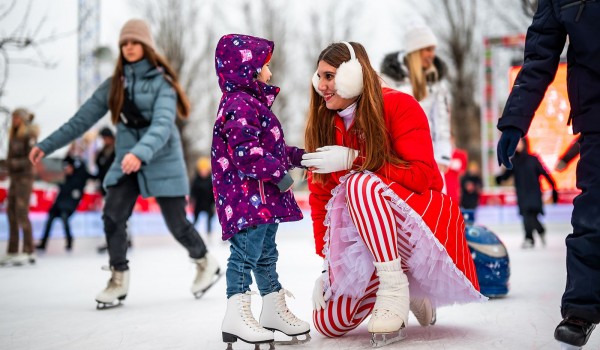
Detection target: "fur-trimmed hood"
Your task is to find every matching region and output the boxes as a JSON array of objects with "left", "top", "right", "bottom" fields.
[
  {"left": 380, "top": 51, "right": 447, "bottom": 83},
  {"left": 11, "top": 123, "right": 40, "bottom": 140}
]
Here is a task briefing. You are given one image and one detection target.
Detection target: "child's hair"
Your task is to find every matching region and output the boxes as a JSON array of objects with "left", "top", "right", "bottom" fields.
[
  {"left": 305, "top": 42, "right": 405, "bottom": 184},
  {"left": 108, "top": 43, "right": 191, "bottom": 125}
]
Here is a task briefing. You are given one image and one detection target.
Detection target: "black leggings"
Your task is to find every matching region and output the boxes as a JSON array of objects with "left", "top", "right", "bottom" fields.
[{"left": 102, "top": 174, "right": 207, "bottom": 271}]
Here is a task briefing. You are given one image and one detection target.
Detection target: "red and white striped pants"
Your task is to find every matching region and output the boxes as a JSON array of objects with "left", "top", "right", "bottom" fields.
[{"left": 314, "top": 172, "right": 413, "bottom": 337}]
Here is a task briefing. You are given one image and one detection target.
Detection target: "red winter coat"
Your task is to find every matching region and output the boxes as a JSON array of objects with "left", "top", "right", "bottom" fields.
[{"left": 308, "top": 88, "right": 443, "bottom": 257}]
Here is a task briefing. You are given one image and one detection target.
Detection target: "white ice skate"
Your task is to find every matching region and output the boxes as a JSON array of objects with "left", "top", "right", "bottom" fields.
[
  {"left": 260, "top": 289, "right": 311, "bottom": 345},
  {"left": 222, "top": 291, "right": 275, "bottom": 350},
  {"left": 191, "top": 252, "right": 222, "bottom": 299},
  {"left": 410, "top": 296, "right": 436, "bottom": 326},
  {"left": 0, "top": 253, "right": 35, "bottom": 267},
  {"left": 95, "top": 267, "right": 129, "bottom": 310},
  {"left": 368, "top": 258, "right": 409, "bottom": 348}
]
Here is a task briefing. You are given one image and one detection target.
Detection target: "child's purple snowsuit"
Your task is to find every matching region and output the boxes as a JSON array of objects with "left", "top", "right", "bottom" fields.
[{"left": 212, "top": 34, "right": 304, "bottom": 240}]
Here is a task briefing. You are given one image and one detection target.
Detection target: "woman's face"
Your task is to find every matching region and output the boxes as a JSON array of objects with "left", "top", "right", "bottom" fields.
[
  {"left": 315, "top": 60, "right": 358, "bottom": 111},
  {"left": 420, "top": 46, "right": 436, "bottom": 69},
  {"left": 11, "top": 114, "right": 22, "bottom": 128},
  {"left": 121, "top": 40, "right": 144, "bottom": 63},
  {"left": 256, "top": 62, "right": 272, "bottom": 83}
]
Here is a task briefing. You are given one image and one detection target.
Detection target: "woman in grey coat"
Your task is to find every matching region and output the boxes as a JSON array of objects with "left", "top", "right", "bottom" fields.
[{"left": 29, "top": 19, "right": 221, "bottom": 308}]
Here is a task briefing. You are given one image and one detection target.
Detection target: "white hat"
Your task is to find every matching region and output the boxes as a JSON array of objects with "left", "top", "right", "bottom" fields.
[{"left": 404, "top": 25, "right": 438, "bottom": 53}]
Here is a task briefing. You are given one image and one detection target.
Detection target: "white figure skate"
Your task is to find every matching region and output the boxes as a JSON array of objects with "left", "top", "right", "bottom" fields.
[
  {"left": 95, "top": 267, "right": 129, "bottom": 310},
  {"left": 260, "top": 289, "right": 311, "bottom": 345},
  {"left": 222, "top": 291, "right": 274, "bottom": 350},
  {"left": 410, "top": 296, "right": 436, "bottom": 326},
  {"left": 0, "top": 253, "right": 35, "bottom": 267},
  {"left": 191, "top": 252, "right": 222, "bottom": 299},
  {"left": 368, "top": 258, "right": 409, "bottom": 348}
]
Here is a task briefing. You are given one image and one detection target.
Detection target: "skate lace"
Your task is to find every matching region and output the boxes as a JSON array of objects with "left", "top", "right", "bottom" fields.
[
  {"left": 274, "top": 289, "right": 303, "bottom": 325},
  {"left": 100, "top": 265, "right": 123, "bottom": 289},
  {"left": 239, "top": 292, "right": 269, "bottom": 332}
]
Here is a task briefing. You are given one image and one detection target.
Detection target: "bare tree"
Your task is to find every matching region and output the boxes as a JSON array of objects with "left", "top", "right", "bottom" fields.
[
  {"left": 0, "top": 0, "right": 70, "bottom": 159},
  {"left": 137, "top": 0, "right": 225, "bottom": 176}
]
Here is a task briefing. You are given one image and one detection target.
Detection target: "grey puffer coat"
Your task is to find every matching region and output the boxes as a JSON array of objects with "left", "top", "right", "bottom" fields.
[{"left": 37, "top": 59, "right": 188, "bottom": 198}]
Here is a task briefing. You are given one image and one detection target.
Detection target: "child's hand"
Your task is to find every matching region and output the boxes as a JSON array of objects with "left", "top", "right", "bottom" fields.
[{"left": 121, "top": 153, "right": 141, "bottom": 174}]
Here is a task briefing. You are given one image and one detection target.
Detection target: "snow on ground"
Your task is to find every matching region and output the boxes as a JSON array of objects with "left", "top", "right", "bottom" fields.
[{"left": 1, "top": 206, "right": 599, "bottom": 350}]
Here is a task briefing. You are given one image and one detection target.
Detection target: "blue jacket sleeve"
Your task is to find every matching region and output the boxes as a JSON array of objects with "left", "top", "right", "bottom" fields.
[
  {"left": 37, "top": 78, "right": 111, "bottom": 155},
  {"left": 497, "top": 0, "right": 567, "bottom": 134}
]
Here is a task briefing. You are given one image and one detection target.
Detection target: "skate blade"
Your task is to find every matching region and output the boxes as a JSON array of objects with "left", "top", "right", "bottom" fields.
[
  {"left": 223, "top": 332, "right": 275, "bottom": 350},
  {"left": 95, "top": 296, "right": 126, "bottom": 310},
  {"left": 273, "top": 332, "right": 311, "bottom": 345},
  {"left": 559, "top": 342, "right": 582, "bottom": 350},
  {"left": 193, "top": 270, "right": 224, "bottom": 299},
  {"left": 370, "top": 329, "right": 407, "bottom": 348}
]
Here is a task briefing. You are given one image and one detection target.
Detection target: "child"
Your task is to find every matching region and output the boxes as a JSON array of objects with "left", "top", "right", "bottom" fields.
[
  {"left": 213, "top": 34, "right": 310, "bottom": 347},
  {"left": 496, "top": 138, "right": 558, "bottom": 248},
  {"left": 461, "top": 161, "right": 483, "bottom": 210},
  {"left": 29, "top": 19, "right": 220, "bottom": 307},
  {"left": 36, "top": 142, "right": 92, "bottom": 251}
]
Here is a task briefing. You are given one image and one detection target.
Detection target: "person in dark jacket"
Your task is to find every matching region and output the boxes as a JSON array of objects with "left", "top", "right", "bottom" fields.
[
  {"left": 190, "top": 157, "right": 215, "bottom": 236},
  {"left": 93, "top": 127, "right": 132, "bottom": 253},
  {"left": 36, "top": 143, "right": 91, "bottom": 251},
  {"left": 495, "top": 138, "right": 558, "bottom": 249},
  {"left": 496, "top": 0, "right": 600, "bottom": 345},
  {"left": 460, "top": 161, "right": 483, "bottom": 210}
]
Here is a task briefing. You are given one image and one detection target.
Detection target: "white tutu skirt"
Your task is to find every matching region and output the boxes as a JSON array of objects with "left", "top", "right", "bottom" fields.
[{"left": 321, "top": 172, "right": 486, "bottom": 308}]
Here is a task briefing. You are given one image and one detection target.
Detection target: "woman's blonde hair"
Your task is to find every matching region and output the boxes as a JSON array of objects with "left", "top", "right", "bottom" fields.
[
  {"left": 108, "top": 43, "right": 191, "bottom": 125},
  {"left": 305, "top": 42, "right": 404, "bottom": 184},
  {"left": 405, "top": 50, "right": 427, "bottom": 101}
]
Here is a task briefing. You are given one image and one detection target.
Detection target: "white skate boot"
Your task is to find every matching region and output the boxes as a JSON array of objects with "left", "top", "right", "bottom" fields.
[
  {"left": 222, "top": 291, "right": 274, "bottom": 350},
  {"left": 260, "top": 289, "right": 311, "bottom": 345},
  {"left": 368, "top": 258, "right": 409, "bottom": 348},
  {"left": 95, "top": 267, "right": 129, "bottom": 310},
  {"left": 191, "top": 252, "right": 222, "bottom": 299},
  {"left": 0, "top": 253, "right": 35, "bottom": 267},
  {"left": 410, "top": 296, "right": 436, "bottom": 326}
]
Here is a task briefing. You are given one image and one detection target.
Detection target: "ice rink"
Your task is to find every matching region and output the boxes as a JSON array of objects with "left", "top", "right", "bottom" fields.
[{"left": 1, "top": 205, "right": 599, "bottom": 350}]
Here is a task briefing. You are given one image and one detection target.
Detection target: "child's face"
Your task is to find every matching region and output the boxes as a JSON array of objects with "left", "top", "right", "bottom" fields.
[
  {"left": 121, "top": 40, "right": 144, "bottom": 63},
  {"left": 256, "top": 62, "right": 272, "bottom": 83}
]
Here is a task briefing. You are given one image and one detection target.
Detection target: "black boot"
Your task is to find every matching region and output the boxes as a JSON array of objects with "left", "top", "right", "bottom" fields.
[
  {"left": 66, "top": 237, "right": 73, "bottom": 251},
  {"left": 35, "top": 241, "right": 46, "bottom": 251},
  {"left": 554, "top": 317, "right": 596, "bottom": 347}
]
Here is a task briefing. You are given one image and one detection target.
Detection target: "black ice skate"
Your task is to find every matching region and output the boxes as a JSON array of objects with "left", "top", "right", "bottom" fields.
[
  {"left": 191, "top": 252, "right": 223, "bottom": 299},
  {"left": 554, "top": 317, "right": 596, "bottom": 349}
]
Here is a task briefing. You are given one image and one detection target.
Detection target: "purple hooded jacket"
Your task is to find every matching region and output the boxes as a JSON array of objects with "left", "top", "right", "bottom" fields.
[{"left": 212, "top": 34, "right": 304, "bottom": 240}]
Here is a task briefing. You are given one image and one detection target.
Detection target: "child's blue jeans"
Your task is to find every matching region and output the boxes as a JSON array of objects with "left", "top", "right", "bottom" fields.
[{"left": 225, "top": 223, "right": 282, "bottom": 298}]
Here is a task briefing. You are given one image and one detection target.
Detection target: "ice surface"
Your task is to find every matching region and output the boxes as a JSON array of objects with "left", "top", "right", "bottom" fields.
[{"left": 1, "top": 207, "right": 599, "bottom": 350}]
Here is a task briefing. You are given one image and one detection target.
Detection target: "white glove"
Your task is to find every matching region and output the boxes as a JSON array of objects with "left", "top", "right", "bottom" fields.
[
  {"left": 301, "top": 145, "right": 359, "bottom": 174},
  {"left": 312, "top": 272, "right": 332, "bottom": 311}
]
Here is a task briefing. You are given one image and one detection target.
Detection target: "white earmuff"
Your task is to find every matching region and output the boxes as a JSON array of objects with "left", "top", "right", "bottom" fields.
[
  {"left": 335, "top": 41, "right": 363, "bottom": 99},
  {"left": 312, "top": 70, "right": 323, "bottom": 96}
]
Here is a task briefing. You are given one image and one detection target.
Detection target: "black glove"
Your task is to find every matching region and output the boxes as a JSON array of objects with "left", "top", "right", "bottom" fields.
[
  {"left": 497, "top": 127, "right": 522, "bottom": 169},
  {"left": 552, "top": 189, "right": 559, "bottom": 204}
]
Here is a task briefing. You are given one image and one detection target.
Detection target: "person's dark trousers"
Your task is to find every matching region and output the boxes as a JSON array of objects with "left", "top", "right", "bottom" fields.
[
  {"left": 523, "top": 210, "right": 544, "bottom": 244},
  {"left": 193, "top": 207, "right": 215, "bottom": 234},
  {"left": 563, "top": 133, "right": 600, "bottom": 324},
  {"left": 103, "top": 174, "right": 208, "bottom": 272},
  {"left": 38, "top": 206, "right": 73, "bottom": 249}
]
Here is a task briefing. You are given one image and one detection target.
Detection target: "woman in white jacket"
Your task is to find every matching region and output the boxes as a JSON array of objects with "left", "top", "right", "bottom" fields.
[{"left": 380, "top": 25, "right": 452, "bottom": 179}]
